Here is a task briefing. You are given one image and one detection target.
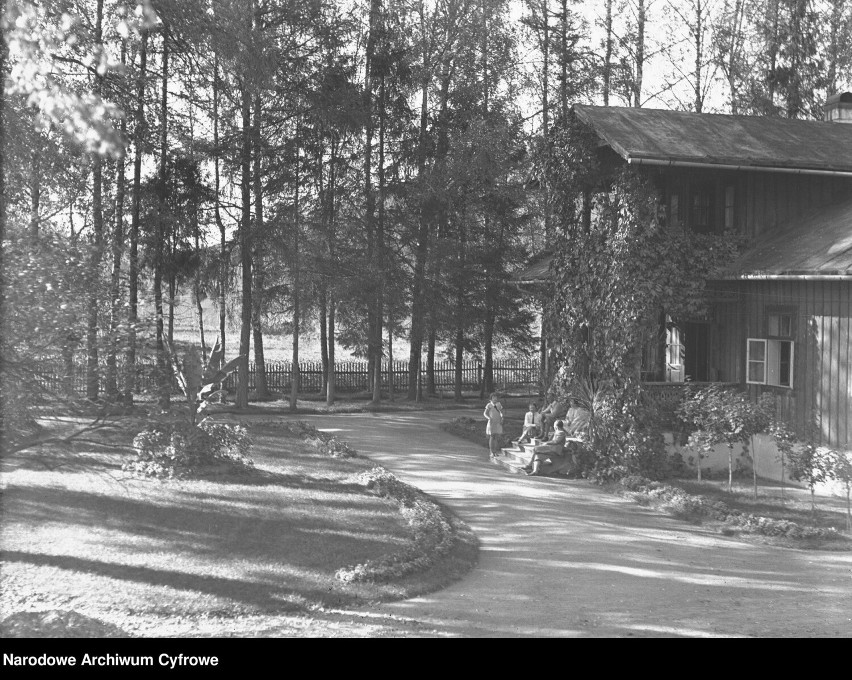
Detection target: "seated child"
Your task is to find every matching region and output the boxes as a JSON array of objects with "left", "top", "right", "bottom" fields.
[
  {"left": 518, "top": 402, "right": 543, "bottom": 444},
  {"left": 523, "top": 420, "right": 569, "bottom": 476}
]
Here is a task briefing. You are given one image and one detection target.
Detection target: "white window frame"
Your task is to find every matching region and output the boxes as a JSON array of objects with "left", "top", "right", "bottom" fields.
[
  {"left": 746, "top": 337, "right": 794, "bottom": 388},
  {"left": 747, "top": 338, "right": 767, "bottom": 385}
]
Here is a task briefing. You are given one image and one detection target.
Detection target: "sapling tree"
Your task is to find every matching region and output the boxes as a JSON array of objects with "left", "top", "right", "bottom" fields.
[
  {"left": 679, "top": 385, "right": 769, "bottom": 491},
  {"left": 766, "top": 417, "right": 798, "bottom": 503},
  {"left": 788, "top": 442, "right": 833, "bottom": 514},
  {"left": 830, "top": 450, "right": 852, "bottom": 532}
]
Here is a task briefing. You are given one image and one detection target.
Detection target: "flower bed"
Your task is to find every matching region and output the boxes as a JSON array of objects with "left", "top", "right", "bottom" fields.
[
  {"left": 335, "top": 467, "right": 458, "bottom": 584},
  {"left": 617, "top": 476, "right": 847, "bottom": 543},
  {"left": 254, "top": 419, "right": 469, "bottom": 583}
]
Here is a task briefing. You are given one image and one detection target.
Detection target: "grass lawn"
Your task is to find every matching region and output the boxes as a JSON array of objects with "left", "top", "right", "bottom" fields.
[{"left": 0, "top": 417, "right": 477, "bottom": 636}]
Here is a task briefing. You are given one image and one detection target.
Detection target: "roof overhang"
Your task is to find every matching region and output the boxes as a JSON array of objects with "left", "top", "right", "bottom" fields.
[{"left": 627, "top": 156, "right": 852, "bottom": 178}]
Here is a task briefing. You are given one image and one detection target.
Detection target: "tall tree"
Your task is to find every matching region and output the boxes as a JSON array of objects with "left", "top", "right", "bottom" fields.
[{"left": 124, "top": 27, "right": 148, "bottom": 404}]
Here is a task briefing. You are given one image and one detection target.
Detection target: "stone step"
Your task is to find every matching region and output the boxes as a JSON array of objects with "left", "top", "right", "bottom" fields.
[
  {"left": 490, "top": 454, "right": 530, "bottom": 475},
  {"left": 500, "top": 447, "right": 532, "bottom": 464}
]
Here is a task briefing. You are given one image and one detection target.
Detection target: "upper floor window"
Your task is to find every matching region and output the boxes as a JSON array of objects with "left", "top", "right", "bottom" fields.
[
  {"left": 690, "top": 184, "right": 714, "bottom": 233},
  {"left": 669, "top": 194, "right": 681, "bottom": 230},
  {"left": 724, "top": 185, "right": 735, "bottom": 230}
]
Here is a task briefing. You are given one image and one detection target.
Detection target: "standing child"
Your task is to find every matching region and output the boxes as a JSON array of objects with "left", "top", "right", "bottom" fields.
[
  {"left": 519, "top": 402, "right": 542, "bottom": 444},
  {"left": 483, "top": 392, "right": 504, "bottom": 458}
]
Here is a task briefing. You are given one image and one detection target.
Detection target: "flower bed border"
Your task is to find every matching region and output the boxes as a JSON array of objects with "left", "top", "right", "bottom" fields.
[
  {"left": 616, "top": 476, "right": 849, "bottom": 545},
  {"left": 257, "top": 419, "right": 474, "bottom": 584}
]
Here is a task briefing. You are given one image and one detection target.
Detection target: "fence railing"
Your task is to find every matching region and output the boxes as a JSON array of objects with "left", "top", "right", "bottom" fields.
[{"left": 34, "top": 358, "right": 543, "bottom": 396}]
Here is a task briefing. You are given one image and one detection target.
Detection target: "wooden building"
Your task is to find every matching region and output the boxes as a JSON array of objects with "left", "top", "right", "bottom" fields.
[{"left": 520, "top": 93, "right": 852, "bottom": 448}]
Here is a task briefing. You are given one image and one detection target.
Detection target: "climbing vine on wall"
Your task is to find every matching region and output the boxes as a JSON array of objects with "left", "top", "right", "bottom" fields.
[{"left": 544, "top": 114, "right": 744, "bottom": 401}]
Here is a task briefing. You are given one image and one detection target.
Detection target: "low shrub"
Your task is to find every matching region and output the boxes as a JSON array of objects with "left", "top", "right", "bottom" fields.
[
  {"left": 275, "top": 420, "right": 358, "bottom": 458},
  {"left": 124, "top": 420, "right": 254, "bottom": 478}
]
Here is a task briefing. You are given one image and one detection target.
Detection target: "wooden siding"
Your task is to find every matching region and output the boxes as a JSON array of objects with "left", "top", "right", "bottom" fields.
[
  {"left": 712, "top": 280, "right": 852, "bottom": 449},
  {"left": 650, "top": 166, "right": 852, "bottom": 237}
]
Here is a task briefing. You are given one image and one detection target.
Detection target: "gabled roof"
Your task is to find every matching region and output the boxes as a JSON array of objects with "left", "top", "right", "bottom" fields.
[
  {"left": 574, "top": 105, "right": 852, "bottom": 175},
  {"left": 721, "top": 195, "right": 852, "bottom": 280}
]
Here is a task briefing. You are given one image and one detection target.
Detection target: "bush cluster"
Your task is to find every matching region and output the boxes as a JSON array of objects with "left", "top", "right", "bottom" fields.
[
  {"left": 124, "top": 420, "right": 254, "bottom": 479},
  {"left": 573, "top": 396, "right": 683, "bottom": 483},
  {"left": 335, "top": 466, "right": 456, "bottom": 583}
]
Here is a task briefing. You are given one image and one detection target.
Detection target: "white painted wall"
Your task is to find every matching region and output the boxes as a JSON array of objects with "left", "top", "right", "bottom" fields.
[{"left": 665, "top": 433, "right": 846, "bottom": 496}]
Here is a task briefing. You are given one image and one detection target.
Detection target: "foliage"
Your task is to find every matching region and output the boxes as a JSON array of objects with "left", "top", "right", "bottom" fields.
[
  {"left": 788, "top": 442, "right": 834, "bottom": 512},
  {"left": 560, "top": 377, "right": 681, "bottom": 482},
  {"left": 163, "top": 337, "right": 241, "bottom": 426},
  {"left": 829, "top": 450, "right": 852, "bottom": 531},
  {"left": 546, "top": 116, "right": 744, "bottom": 400},
  {"left": 125, "top": 419, "right": 253, "bottom": 478},
  {"left": 678, "top": 385, "right": 771, "bottom": 487}
]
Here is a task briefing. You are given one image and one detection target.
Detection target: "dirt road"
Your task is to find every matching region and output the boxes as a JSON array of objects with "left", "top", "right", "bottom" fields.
[{"left": 292, "top": 409, "right": 852, "bottom": 637}]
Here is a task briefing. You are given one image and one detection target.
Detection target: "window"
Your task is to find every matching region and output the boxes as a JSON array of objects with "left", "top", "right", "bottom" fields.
[
  {"left": 669, "top": 194, "right": 680, "bottom": 230},
  {"left": 768, "top": 312, "right": 793, "bottom": 338},
  {"left": 746, "top": 338, "right": 794, "bottom": 388},
  {"left": 690, "top": 185, "right": 714, "bottom": 233},
  {"left": 724, "top": 185, "right": 735, "bottom": 230}
]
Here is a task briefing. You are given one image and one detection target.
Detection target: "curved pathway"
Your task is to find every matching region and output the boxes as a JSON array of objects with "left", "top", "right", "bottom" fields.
[{"left": 288, "top": 408, "right": 851, "bottom": 637}]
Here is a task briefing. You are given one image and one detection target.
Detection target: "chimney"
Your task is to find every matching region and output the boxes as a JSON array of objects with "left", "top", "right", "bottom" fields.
[{"left": 824, "top": 92, "right": 852, "bottom": 123}]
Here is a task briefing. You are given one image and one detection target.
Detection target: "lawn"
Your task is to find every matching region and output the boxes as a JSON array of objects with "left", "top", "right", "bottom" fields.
[{"left": 0, "top": 417, "right": 477, "bottom": 636}]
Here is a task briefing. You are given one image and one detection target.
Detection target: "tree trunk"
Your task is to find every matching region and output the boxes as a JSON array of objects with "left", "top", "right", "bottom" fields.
[
  {"left": 290, "top": 127, "right": 301, "bottom": 412},
  {"left": 372, "top": 68, "right": 387, "bottom": 405},
  {"left": 0, "top": 10, "right": 5, "bottom": 446},
  {"left": 326, "top": 297, "right": 336, "bottom": 405},
  {"left": 388, "top": 317, "right": 394, "bottom": 400},
  {"left": 320, "top": 289, "right": 329, "bottom": 393},
  {"left": 634, "top": 0, "right": 645, "bottom": 107},
  {"left": 728, "top": 446, "right": 733, "bottom": 492},
  {"left": 427, "top": 322, "right": 436, "bottom": 396},
  {"left": 85, "top": 0, "right": 105, "bottom": 402},
  {"left": 603, "top": 0, "right": 612, "bottom": 106},
  {"left": 407, "top": 19, "right": 432, "bottom": 400},
  {"left": 694, "top": 0, "right": 703, "bottom": 113},
  {"left": 454, "top": 327, "right": 464, "bottom": 401},
  {"left": 364, "top": 0, "right": 381, "bottom": 404},
  {"left": 541, "top": 0, "right": 551, "bottom": 243},
  {"left": 752, "top": 436, "right": 758, "bottom": 499},
  {"left": 483, "top": 309, "right": 495, "bottom": 396},
  {"left": 29, "top": 146, "right": 40, "bottom": 237},
  {"left": 559, "top": 0, "right": 568, "bottom": 119},
  {"left": 213, "top": 54, "right": 227, "bottom": 396},
  {"left": 252, "top": 93, "right": 268, "bottom": 399},
  {"left": 124, "top": 29, "right": 147, "bottom": 404},
  {"left": 154, "top": 29, "right": 170, "bottom": 410},
  {"left": 105, "top": 38, "right": 127, "bottom": 400},
  {"left": 236, "top": 79, "right": 252, "bottom": 409}
]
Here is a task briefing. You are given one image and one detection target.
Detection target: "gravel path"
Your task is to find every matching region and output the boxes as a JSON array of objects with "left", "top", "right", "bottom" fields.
[{"left": 287, "top": 408, "right": 852, "bottom": 638}]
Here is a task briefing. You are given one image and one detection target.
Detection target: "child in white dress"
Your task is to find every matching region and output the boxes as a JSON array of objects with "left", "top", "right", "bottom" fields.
[{"left": 483, "top": 392, "right": 504, "bottom": 457}]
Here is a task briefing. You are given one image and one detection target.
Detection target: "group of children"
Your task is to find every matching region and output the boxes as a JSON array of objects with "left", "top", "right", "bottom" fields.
[{"left": 483, "top": 394, "right": 582, "bottom": 451}]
